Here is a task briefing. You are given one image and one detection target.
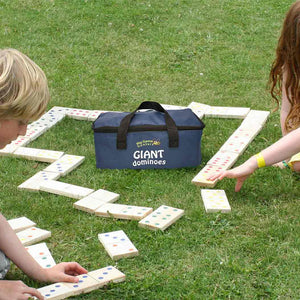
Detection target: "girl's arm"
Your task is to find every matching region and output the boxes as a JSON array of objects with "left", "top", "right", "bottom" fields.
[
  {"left": 209, "top": 126, "right": 300, "bottom": 191},
  {"left": 0, "top": 214, "right": 87, "bottom": 282}
]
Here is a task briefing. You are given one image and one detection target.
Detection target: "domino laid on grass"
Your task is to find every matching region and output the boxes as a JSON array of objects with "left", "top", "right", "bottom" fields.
[
  {"left": 88, "top": 266, "right": 126, "bottom": 285},
  {"left": 0, "top": 136, "right": 30, "bottom": 155},
  {"left": 73, "top": 189, "right": 120, "bottom": 213},
  {"left": 219, "top": 134, "right": 254, "bottom": 155},
  {"left": 188, "top": 101, "right": 211, "bottom": 119},
  {"left": 239, "top": 109, "right": 270, "bottom": 128},
  {"left": 87, "top": 110, "right": 107, "bottom": 121},
  {"left": 98, "top": 230, "right": 139, "bottom": 260},
  {"left": 14, "top": 147, "right": 64, "bottom": 163},
  {"left": 138, "top": 205, "right": 184, "bottom": 231},
  {"left": 36, "top": 282, "right": 73, "bottom": 300},
  {"left": 205, "top": 106, "right": 250, "bottom": 119},
  {"left": 43, "top": 154, "right": 85, "bottom": 176},
  {"left": 206, "top": 150, "right": 239, "bottom": 170},
  {"left": 191, "top": 164, "right": 226, "bottom": 187},
  {"left": 8, "top": 216, "right": 36, "bottom": 232},
  {"left": 17, "top": 227, "right": 51, "bottom": 246},
  {"left": 22, "top": 125, "right": 48, "bottom": 142},
  {"left": 66, "top": 108, "right": 92, "bottom": 120},
  {"left": 39, "top": 180, "right": 94, "bottom": 199},
  {"left": 36, "top": 266, "right": 125, "bottom": 300},
  {"left": 25, "top": 242, "right": 56, "bottom": 268},
  {"left": 18, "top": 171, "right": 60, "bottom": 192},
  {"left": 60, "top": 273, "right": 102, "bottom": 297},
  {"left": 95, "top": 203, "right": 153, "bottom": 220},
  {"left": 200, "top": 189, "right": 231, "bottom": 213}
]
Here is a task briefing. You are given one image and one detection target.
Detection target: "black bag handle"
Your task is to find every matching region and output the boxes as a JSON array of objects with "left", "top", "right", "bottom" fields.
[{"left": 117, "top": 101, "right": 179, "bottom": 149}]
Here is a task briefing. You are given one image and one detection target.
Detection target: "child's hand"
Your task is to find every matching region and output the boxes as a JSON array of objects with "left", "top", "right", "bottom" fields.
[
  {"left": 0, "top": 280, "right": 44, "bottom": 300},
  {"left": 209, "top": 157, "right": 257, "bottom": 192},
  {"left": 43, "top": 262, "right": 88, "bottom": 283}
]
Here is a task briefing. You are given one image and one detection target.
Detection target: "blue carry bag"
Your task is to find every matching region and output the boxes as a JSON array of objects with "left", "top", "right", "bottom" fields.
[{"left": 92, "top": 101, "right": 205, "bottom": 169}]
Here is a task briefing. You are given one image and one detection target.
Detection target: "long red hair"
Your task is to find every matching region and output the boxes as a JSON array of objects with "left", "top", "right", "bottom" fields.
[{"left": 270, "top": 1, "right": 300, "bottom": 132}]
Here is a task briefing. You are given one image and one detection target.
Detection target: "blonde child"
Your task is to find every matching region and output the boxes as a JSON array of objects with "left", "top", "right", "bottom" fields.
[
  {"left": 209, "top": 1, "right": 300, "bottom": 191},
  {"left": 0, "top": 49, "right": 87, "bottom": 300}
]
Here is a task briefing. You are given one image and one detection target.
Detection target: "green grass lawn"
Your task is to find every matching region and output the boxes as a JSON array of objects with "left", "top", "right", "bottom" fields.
[{"left": 0, "top": 0, "right": 299, "bottom": 299}]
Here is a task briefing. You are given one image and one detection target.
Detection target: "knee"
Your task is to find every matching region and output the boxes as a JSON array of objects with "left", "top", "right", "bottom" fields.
[{"left": 292, "top": 161, "right": 300, "bottom": 172}]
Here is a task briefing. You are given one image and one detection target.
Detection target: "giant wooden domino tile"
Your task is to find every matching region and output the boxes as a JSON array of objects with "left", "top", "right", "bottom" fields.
[
  {"left": 39, "top": 180, "right": 94, "bottom": 199},
  {"left": 95, "top": 203, "right": 153, "bottom": 220},
  {"left": 219, "top": 134, "right": 254, "bottom": 154},
  {"left": 239, "top": 110, "right": 270, "bottom": 128},
  {"left": 73, "top": 189, "right": 120, "bottom": 213},
  {"left": 205, "top": 106, "right": 250, "bottom": 119},
  {"left": 43, "top": 154, "right": 85, "bottom": 176},
  {"left": 192, "top": 164, "right": 226, "bottom": 187},
  {"left": 161, "top": 104, "right": 187, "bottom": 110},
  {"left": 98, "top": 230, "right": 139, "bottom": 260},
  {"left": 25, "top": 242, "right": 56, "bottom": 268},
  {"left": 61, "top": 273, "right": 102, "bottom": 296},
  {"left": 206, "top": 150, "right": 239, "bottom": 169},
  {"left": 88, "top": 266, "right": 126, "bottom": 285},
  {"left": 8, "top": 216, "right": 36, "bottom": 232},
  {"left": 201, "top": 189, "right": 231, "bottom": 213},
  {"left": 138, "top": 205, "right": 184, "bottom": 231},
  {"left": 0, "top": 143, "right": 20, "bottom": 155},
  {"left": 188, "top": 101, "right": 211, "bottom": 119},
  {"left": 32, "top": 112, "right": 65, "bottom": 129},
  {"left": 36, "top": 266, "right": 125, "bottom": 300},
  {"left": 23, "top": 125, "right": 48, "bottom": 142},
  {"left": 18, "top": 171, "right": 60, "bottom": 192},
  {"left": 36, "top": 282, "right": 73, "bottom": 300},
  {"left": 87, "top": 110, "right": 107, "bottom": 121},
  {"left": 66, "top": 108, "right": 92, "bottom": 120},
  {"left": 14, "top": 147, "right": 64, "bottom": 163},
  {"left": 17, "top": 227, "right": 51, "bottom": 246}
]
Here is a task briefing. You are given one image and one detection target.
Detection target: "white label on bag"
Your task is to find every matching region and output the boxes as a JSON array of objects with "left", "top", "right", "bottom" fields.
[{"left": 132, "top": 149, "right": 166, "bottom": 167}]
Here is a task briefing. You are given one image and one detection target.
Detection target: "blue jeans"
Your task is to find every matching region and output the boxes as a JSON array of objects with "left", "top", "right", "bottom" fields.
[{"left": 0, "top": 250, "right": 10, "bottom": 279}]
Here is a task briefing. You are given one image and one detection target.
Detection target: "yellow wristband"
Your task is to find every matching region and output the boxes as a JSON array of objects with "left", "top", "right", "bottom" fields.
[{"left": 255, "top": 152, "right": 266, "bottom": 168}]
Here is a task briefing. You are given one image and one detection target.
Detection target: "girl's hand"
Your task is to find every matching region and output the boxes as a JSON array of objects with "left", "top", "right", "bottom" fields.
[{"left": 209, "top": 156, "right": 257, "bottom": 192}]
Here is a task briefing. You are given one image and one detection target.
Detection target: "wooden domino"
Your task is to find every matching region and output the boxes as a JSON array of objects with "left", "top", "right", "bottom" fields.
[
  {"left": 138, "top": 205, "right": 184, "bottom": 231},
  {"left": 206, "top": 150, "right": 239, "bottom": 169},
  {"left": 188, "top": 101, "right": 211, "bottom": 119},
  {"left": 98, "top": 230, "right": 139, "bottom": 260},
  {"left": 37, "top": 282, "right": 73, "bottom": 300},
  {"left": 17, "top": 227, "right": 51, "bottom": 246},
  {"left": 36, "top": 266, "right": 125, "bottom": 300},
  {"left": 25, "top": 242, "right": 56, "bottom": 268},
  {"left": 88, "top": 266, "right": 126, "bottom": 285},
  {"left": 39, "top": 180, "right": 94, "bottom": 199},
  {"left": 95, "top": 203, "right": 153, "bottom": 220},
  {"left": 205, "top": 106, "right": 250, "bottom": 119},
  {"left": 62, "top": 274, "right": 102, "bottom": 296},
  {"left": 43, "top": 154, "right": 85, "bottom": 176},
  {"left": 18, "top": 171, "right": 60, "bottom": 192},
  {"left": 73, "top": 189, "right": 120, "bottom": 213},
  {"left": 219, "top": 134, "right": 254, "bottom": 154},
  {"left": 191, "top": 164, "right": 226, "bottom": 187},
  {"left": 66, "top": 108, "right": 92, "bottom": 120},
  {"left": 200, "top": 189, "right": 231, "bottom": 213},
  {"left": 8, "top": 216, "right": 36, "bottom": 232},
  {"left": 23, "top": 125, "right": 48, "bottom": 142},
  {"left": 14, "top": 147, "right": 64, "bottom": 163},
  {"left": 239, "top": 110, "right": 270, "bottom": 128},
  {"left": 87, "top": 110, "right": 107, "bottom": 121}
]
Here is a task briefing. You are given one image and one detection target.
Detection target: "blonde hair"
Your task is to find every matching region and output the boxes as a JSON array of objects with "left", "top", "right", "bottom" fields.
[{"left": 0, "top": 48, "right": 49, "bottom": 121}]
